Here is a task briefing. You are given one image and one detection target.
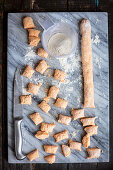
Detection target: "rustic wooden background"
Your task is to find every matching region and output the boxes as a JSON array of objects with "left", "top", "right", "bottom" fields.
[{"left": 0, "top": 0, "right": 113, "bottom": 169}]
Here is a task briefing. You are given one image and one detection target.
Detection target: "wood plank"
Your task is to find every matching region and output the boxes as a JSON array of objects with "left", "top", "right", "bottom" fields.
[
  {"left": 68, "top": 163, "right": 98, "bottom": 170},
  {"left": 0, "top": 10, "right": 3, "bottom": 170},
  {"left": 34, "top": 0, "right": 68, "bottom": 11},
  {"left": 4, "top": 0, "right": 32, "bottom": 11},
  {"left": 68, "top": 0, "right": 96, "bottom": 11},
  {"left": 33, "top": 163, "right": 67, "bottom": 170}
]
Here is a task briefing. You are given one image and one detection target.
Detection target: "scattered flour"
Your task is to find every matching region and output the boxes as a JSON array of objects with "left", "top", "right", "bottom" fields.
[
  {"left": 71, "top": 131, "right": 76, "bottom": 137},
  {"left": 92, "top": 34, "right": 100, "bottom": 45},
  {"left": 30, "top": 76, "right": 44, "bottom": 84},
  {"left": 57, "top": 53, "right": 81, "bottom": 73},
  {"left": 22, "top": 87, "right": 30, "bottom": 95},
  {"left": 95, "top": 56, "right": 101, "bottom": 69},
  {"left": 24, "top": 48, "right": 37, "bottom": 67}
]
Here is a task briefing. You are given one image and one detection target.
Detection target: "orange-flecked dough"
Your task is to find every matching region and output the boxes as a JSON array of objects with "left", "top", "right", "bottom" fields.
[
  {"left": 20, "top": 95, "right": 32, "bottom": 105},
  {"left": 69, "top": 139, "right": 81, "bottom": 151},
  {"left": 23, "top": 17, "right": 35, "bottom": 29},
  {"left": 48, "top": 86, "right": 59, "bottom": 99},
  {"left": 43, "top": 145, "right": 58, "bottom": 154},
  {"left": 22, "top": 65, "right": 34, "bottom": 79},
  {"left": 54, "top": 69, "right": 66, "bottom": 82},
  {"left": 54, "top": 98, "right": 68, "bottom": 109},
  {"left": 80, "top": 19, "right": 95, "bottom": 108},
  {"left": 62, "top": 145, "right": 71, "bottom": 157},
  {"left": 29, "top": 112, "right": 43, "bottom": 125},
  {"left": 82, "top": 134, "right": 90, "bottom": 148},
  {"left": 87, "top": 148, "right": 101, "bottom": 159},
  {"left": 84, "top": 125, "right": 98, "bottom": 136},
  {"left": 44, "top": 154, "right": 55, "bottom": 164},
  {"left": 58, "top": 114, "right": 71, "bottom": 125},
  {"left": 35, "top": 60, "right": 48, "bottom": 74},
  {"left": 28, "top": 29, "right": 40, "bottom": 37},
  {"left": 71, "top": 108, "right": 84, "bottom": 120},
  {"left": 29, "top": 36, "right": 40, "bottom": 46},
  {"left": 40, "top": 122, "right": 55, "bottom": 133},
  {"left": 26, "top": 149, "right": 39, "bottom": 161},
  {"left": 37, "top": 48, "right": 48, "bottom": 58},
  {"left": 54, "top": 130, "right": 68, "bottom": 142},
  {"left": 80, "top": 117, "right": 96, "bottom": 127},
  {"left": 35, "top": 131, "right": 49, "bottom": 139},
  {"left": 38, "top": 101, "right": 51, "bottom": 113},
  {"left": 27, "top": 82, "right": 41, "bottom": 95}
]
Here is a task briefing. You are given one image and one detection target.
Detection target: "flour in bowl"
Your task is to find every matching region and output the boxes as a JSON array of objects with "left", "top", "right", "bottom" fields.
[{"left": 47, "top": 33, "right": 72, "bottom": 56}]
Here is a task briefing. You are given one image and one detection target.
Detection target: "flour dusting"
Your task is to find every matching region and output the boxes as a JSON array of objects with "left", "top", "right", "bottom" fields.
[
  {"left": 57, "top": 53, "right": 81, "bottom": 73},
  {"left": 24, "top": 48, "right": 37, "bottom": 67},
  {"left": 92, "top": 34, "right": 100, "bottom": 45}
]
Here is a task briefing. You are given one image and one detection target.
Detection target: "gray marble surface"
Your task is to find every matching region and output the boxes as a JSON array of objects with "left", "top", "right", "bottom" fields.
[{"left": 8, "top": 12, "right": 109, "bottom": 163}]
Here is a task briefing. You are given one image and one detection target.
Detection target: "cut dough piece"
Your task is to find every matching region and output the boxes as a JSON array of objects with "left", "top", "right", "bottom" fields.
[
  {"left": 22, "top": 65, "right": 34, "bottom": 79},
  {"left": 44, "top": 154, "right": 55, "bottom": 164},
  {"left": 26, "top": 149, "right": 39, "bottom": 161},
  {"left": 40, "top": 122, "right": 56, "bottom": 133},
  {"left": 20, "top": 95, "right": 32, "bottom": 105},
  {"left": 87, "top": 148, "right": 101, "bottom": 159},
  {"left": 38, "top": 101, "right": 51, "bottom": 113},
  {"left": 71, "top": 108, "right": 84, "bottom": 120},
  {"left": 23, "top": 17, "right": 35, "bottom": 29},
  {"left": 28, "top": 29, "right": 40, "bottom": 37},
  {"left": 58, "top": 114, "right": 71, "bottom": 125},
  {"left": 27, "top": 82, "right": 41, "bottom": 95},
  {"left": 35, "top": 60, "right": 48, "bottom": 74},
  {"left": 62, "top": 145, "right": 71, "bottom": 157},
  {"left": 29, "top": 36, "right": 40, "bottom": 46},
  {"left": 80, "top": 19, "right": 95, "bottom": 108},
  {"left": 43, "top": 96, "right": 50, "bottom": 103},
  {"left": 80, "top": 117, "right": 96, "bottom": 127},
  {"left": 54, "top": 130, "right": 68, "bottom": 142},
  {"left": 69, "top": 139, "right": 81, "bottom": 151},
  {"left": 84, "top": 125, "right": 98, "bottom": 136},
  {"left": 43, "top": 145, "right": 58, "bottom": 154},
  {"left": 54, "top": 69, "right": 66, "bottom": 82},
  {"left": 29, "top": 112, "right": 43, "bottom": 125},
  {"left": 82, "top": 134, "right": 90, "bottom": 148},
  {"left": 37, "top": 48, "right": 48, "bottom": 58},
  {"left": 54, "top": 98, "right": 68, "bottom": 109},
  {"left": 48, "top": 86, "right": 59, "bottom": 99},
  {"left": 35, "top": 131, "right": 49, "bottom": 139}
]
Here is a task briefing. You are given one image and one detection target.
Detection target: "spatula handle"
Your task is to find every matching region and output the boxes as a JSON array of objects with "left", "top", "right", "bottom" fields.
[{"left": 15, "top": 119, "right": 26, "bottom": 160}]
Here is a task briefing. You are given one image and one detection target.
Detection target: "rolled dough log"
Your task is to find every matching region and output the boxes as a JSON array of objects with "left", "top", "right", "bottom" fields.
[{"left": 80, "top": 19, "right": 95, "bottom": 108}]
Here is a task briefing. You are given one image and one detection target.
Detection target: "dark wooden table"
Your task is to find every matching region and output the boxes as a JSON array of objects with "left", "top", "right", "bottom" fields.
[{"left": 0, "top": 0, "right": 113, "bottom": 169}]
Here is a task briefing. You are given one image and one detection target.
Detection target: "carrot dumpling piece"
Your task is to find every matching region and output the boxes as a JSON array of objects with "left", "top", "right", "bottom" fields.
[
  {"left": 26, "top": 149, "right": 39, "bottom": 161},
  {"left": 44, "top": 154, "right": 55, "bottom": 164},
  {"left": 23, "top": 17, "right": 35, "bottom": 29},
  {"left": 28, "top": 29, "right": 40, "bottom": 37},
  {"left": 82, "top": 134, "right": 90, "bottom": 148},
  {"left": 71, "top": 108, "right": 84, "bottom": 120},
  {"left": 84, "top": 125, "right": 98, "bottom": 136},
  {"left": 40, "top": 122, "right": 55, "bottom": 133},
  {"left": 35, "top": 131, "right": 49, "bottom": 139},
  {"left": 87, "top": 148, "right": 101, "bottom": 159},
  {"left": 62, "top": 145, "right": 71, "bottom": 157},
  {"left": 80, "top": 117, "right": 96, "bottom": 127},
  {"left": 69, "top": 139, "right": 81, "bottom": 151},
  {"left": 37, "top": 48, "right": 48, "bottom": 58},
  {"left": 54, "top": 130, "right": 68, "bottom": 142}
]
